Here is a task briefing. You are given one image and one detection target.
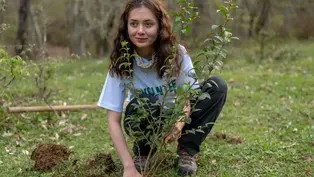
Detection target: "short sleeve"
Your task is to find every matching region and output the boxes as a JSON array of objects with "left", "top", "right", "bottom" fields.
[
  {"left": 176, "top": 45, "right": 199, "bottom": 89},
  {"left": 97, "top": 72, "right": 126, "bottom": 113}
]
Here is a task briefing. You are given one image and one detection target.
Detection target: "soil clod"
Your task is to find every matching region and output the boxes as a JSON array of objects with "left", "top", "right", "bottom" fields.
[
  {"left": 31, "top": 143, "right": 71, "bottom": 172},
  {"left": 213, "top": 132, "right": 244, "bottom": 144},
  {"left": 85, "top": 153, "right": 117, "bottom": 176}
]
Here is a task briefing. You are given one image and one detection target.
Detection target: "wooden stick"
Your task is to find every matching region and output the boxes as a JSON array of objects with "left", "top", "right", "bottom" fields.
[{"left": 7, "top": 105, "right": 100, "bottom": 113}]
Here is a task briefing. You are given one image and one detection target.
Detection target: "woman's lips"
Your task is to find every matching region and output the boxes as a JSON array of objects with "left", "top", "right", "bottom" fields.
[{"left": 136, "top": 38, "right": 147, "bottom": 43}]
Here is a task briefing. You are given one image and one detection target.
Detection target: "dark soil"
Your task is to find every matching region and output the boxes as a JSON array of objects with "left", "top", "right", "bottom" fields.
[
  {"left": 213, "top": 132, "right": 244, "bottom": 144},
  {"left": 84, "top": 153, "right": 117, "bottom": 176},
  {"left": 31, "top": 143, "right": 71, "bottom": 172}
]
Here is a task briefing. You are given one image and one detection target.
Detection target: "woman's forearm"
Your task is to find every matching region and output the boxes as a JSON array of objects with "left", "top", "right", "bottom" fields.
[{"left": 107, "top": 110, "right": 134, "bottom": 168}]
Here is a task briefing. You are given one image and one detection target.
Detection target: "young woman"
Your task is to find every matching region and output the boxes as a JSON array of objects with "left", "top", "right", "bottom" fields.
[{"left": 97, "top": 0, "right": 227, "bottom": 176}]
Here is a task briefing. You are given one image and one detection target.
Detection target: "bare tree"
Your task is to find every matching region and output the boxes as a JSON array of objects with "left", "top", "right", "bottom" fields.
[
  {"left": 66, "top": 0, "right": 122, "bottom": 57},
  {"left": 84, "top": 0, "right": 122, "bottom": 57}
]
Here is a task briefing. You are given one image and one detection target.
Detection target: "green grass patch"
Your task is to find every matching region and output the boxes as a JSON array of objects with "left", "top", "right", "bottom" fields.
[{"left": 0, "top": 40, "right": 313, "bottom": 177}]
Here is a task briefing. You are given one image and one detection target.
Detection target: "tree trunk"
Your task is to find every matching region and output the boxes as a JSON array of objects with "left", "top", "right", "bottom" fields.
[
  {"left": 243, "top": 0, "right": 257, "bottom": 37},
  {"left": 69, "top": 0, "right": 86, "bottom": 56},
  {"left": 255, "top": 0, "right": 271, "bottom": 35},
  {"left": 29, "top": 5, "right": 44, "bottom": 59},
  {"left": 15, "top": 0, "right": 30, "bottom": 57},
  {"left": 0, "top": 0, "right": 5, "bottom": 25},
  {"left": 282, "top": 5, "right": 290, "bottom": 37},
  {"left": 87, "top": 0, "right": 120, "bottom": 57}
]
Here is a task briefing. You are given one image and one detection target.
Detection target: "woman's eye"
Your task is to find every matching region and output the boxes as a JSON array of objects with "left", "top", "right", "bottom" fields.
[
  {"left": 145, "top": 23, "right": 153, "bottom": 27},
  {"left": 130, "top": 22, "right": 137, "bottom": 27}
]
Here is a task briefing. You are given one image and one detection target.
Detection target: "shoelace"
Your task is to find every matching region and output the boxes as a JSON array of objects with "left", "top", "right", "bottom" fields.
[{"left": 180, "top": 150, "right": 194, "bottom": 165}]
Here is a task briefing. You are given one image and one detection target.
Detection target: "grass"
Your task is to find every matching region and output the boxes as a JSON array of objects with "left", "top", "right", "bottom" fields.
[{"left": 0, "top": 40, "right": 313, "bottom": 177}]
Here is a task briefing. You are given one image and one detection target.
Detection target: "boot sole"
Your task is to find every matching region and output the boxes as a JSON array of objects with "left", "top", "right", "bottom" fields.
[{"left": 178, "top": 168, "right": 196, "bottom": 176}]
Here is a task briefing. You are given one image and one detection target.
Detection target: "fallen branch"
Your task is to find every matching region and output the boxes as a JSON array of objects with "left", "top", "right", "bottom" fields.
[
  {"left": 8, "top": 104, "right": 100, "bottom": 113},
  {"left": 7, "top": 100, "right": 129, "bottom": 113}
]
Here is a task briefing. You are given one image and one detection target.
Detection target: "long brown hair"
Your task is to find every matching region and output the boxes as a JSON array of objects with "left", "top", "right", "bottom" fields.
[{"left": 109, "top": 0, "right": 181, "bottom": 79}]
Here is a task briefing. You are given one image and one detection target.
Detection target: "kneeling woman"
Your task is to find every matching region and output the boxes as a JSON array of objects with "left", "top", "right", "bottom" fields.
[{"left": 98, "top": 0, "right": 227, "bottom": 176}]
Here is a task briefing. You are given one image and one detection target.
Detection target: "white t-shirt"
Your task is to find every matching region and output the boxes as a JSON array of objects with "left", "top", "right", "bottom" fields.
[{"left": 97, "top": 45, "right": 198, "bottom": 113}]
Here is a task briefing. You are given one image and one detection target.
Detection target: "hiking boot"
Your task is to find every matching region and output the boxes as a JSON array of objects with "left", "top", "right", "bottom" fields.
[
  {"left": 177, "top": 149, "right": 197, "bottom": 176},
  {"left": 133, "top": 156, "right": 148, "bottom": 172}
]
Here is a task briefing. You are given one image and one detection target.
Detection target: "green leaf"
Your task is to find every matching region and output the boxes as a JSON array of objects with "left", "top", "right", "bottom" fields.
[
  {"left": 196, "top": 129, "right": 205, "bottom": 134},
  {"left": 186, "top": 129, "right": 196, "bottom": 135},
  {"left": 186, "top": 117, "right": 192, "bottom": 124},
  {"left": 186, "top": 26, "right": 191, "bottom": 35},
  {"left": 215, "top": 60, "right": 224, "bottom": 67},
  {"left": 214, "top": 65, "right": 221, "bottom": 70},
  {"left": 231, "top": 37, "right": 240, "bottom": 40},
  {"left": 215, "top": 36, "right": 224, "bottom": 43},
  {"left": 181, "top": 29, "right": 187, "bottom": 35},
  {"left": 121, "top": 41, "right": 128, "bottom": 47},
  {"left": 211, "top": 25, "right": 219, "bottom": 31},
  {"left": 175, "top": 16, "right": 182, "bottom": 22},
  {"left": 119, "top": 62, "right": 131, "bottom": 69},
  {"left": 219, "top": 52, "right": 227, "bottom": 59},
  {"left": 216, "top": 9, "right": 227, "bottom": 16},
  {"left": 176, "top": 86, "right": 184, "bottom": 95},
  {"left": 193, "top": 60, "right": 201, "bottom": 66},
  {"left": 199, "top": 92, "right": 211, "bottom": 101},
  {"left": 224, "top": 31, "right": 232, "bottom": 38}
]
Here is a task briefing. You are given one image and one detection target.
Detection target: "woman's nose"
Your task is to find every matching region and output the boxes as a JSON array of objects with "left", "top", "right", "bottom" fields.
[{"left": 137, "top": 25, "right": 145, "bottom": 35}]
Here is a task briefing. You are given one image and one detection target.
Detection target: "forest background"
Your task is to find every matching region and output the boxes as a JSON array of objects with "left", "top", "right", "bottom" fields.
[{"left": 1, "top": 0, "right": 314, "bottom": 58}]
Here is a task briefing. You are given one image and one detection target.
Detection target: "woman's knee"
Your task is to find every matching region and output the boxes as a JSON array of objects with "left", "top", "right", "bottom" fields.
[{"left": 206, "top": 76, "right": 228, "bottom": 94}]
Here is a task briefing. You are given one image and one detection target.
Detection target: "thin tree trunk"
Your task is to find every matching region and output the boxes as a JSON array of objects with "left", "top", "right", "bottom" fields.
[
  {"left": 282, "top": 3, "right": 290, "bottom": 37},
  {"left": 243, "top": 0, "right": 257, "bottom": 37},
  {"left": 69, "top": 0, "right": 85, "bottom": 56},
  {"left": 255, "top": 0, "right": 271, "bottom": 35},
  {"left": 29, "top": 5, "right": 47, "bottom": 59},
  {"left": 15, "top": 0, "right": 30, "bottom": 57},
  {"left": 0, "top": 0, "right": 5, "bottom": 25},
  {"left": 29, "top": 6, "right": 42, "bottom": 48}
]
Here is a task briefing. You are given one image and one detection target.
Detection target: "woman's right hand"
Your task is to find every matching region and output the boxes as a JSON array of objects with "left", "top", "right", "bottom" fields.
[{"left": 123, "top": 166, "right": 142, "bottom": 177}]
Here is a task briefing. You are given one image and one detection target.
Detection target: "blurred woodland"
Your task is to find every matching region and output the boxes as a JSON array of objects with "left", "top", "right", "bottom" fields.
[{"left": 0, "top": 0, "right": 314, "bottom": 59}]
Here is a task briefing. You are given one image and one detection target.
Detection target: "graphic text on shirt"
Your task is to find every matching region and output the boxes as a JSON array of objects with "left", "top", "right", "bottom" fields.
[{"left": 139, "top": 79, "right": 176, "bottom": 96}]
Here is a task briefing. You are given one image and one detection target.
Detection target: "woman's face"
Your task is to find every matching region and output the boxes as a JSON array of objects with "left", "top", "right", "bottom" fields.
[{"left": 127, "top": 6, "right": 159, "bottom": 53}]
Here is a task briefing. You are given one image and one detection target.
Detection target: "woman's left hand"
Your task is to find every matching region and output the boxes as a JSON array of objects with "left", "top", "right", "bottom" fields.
[{"left": 164, "top": 122, "right": 185, "bottom": 144}]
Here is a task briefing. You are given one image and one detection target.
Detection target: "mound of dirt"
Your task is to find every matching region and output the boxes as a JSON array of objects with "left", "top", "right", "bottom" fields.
[
  {"left": 213, "top": 132, "right": 244, "bottom": 144},
  {"left": 31, "top": 143, "right": 71, "bottom": 172},
  {"left": 85, "top": 153, "right": 116, "bottom": 176}
]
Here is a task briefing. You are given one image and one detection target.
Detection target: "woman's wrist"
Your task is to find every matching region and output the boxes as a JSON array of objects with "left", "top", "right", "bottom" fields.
[{"left": 123, "top": 161, "right": 135, "bottom": 169}]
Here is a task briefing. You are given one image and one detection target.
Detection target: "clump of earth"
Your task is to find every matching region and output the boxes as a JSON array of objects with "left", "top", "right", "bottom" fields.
[
  {"left": 31, "top": 143, "right": 71, "bottom": 172},
  {"left": 84, "top": 152, "right": 117, "bottom": 176},
  {"left": 213, "top": 132, "right": 244, "bottom": 144},
  {"left": 31, "top": 143, "right": 117, "bottom": 176}
]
